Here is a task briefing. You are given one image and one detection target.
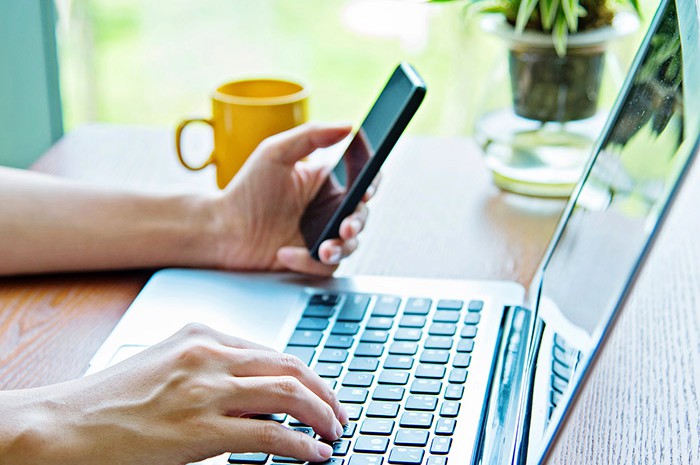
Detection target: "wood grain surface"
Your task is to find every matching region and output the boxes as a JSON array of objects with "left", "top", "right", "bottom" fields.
[{"left": 0, "top": 124, "right": 697, "bottom": 464}]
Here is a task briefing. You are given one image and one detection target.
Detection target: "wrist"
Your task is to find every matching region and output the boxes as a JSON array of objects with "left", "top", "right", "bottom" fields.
[{"left": 0, "top": 390, "right": 72, "bottom": 465}]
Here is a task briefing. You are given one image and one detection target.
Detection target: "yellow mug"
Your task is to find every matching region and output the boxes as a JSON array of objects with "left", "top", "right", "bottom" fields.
[{"left": 176, "top": 78, "right": 309, "bottom": 188}]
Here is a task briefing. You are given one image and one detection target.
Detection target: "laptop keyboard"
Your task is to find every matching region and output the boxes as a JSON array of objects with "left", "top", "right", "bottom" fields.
[
  {"left": 548, "top": 333, "right": 581, "bottom": 420},
  {"left": 229, "top": 292, "right": 482, "bottom": 465}
]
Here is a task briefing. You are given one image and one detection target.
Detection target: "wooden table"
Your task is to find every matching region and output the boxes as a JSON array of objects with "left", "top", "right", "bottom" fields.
[{"left": 0, "top": 125, "right": 697, "bottom": 464}]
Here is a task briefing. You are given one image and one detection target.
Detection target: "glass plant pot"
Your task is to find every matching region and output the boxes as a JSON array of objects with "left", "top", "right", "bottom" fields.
[{"left": 474, "top": 13, "right": 638, "bottom": 197}]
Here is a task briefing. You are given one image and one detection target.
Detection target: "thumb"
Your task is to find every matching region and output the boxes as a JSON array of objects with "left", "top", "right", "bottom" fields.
[{"left": 264, "top": 122, "right": 352, "bottom": 165}]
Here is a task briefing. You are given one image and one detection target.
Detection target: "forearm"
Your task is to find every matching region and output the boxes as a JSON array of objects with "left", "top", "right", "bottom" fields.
[{"left": 0, "top": 167, "right": 224, "bottom": 275}]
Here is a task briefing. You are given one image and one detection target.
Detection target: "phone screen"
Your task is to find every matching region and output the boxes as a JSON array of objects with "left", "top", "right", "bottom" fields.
[{"left": 299, "top": 64, "right": 425, "bottom": 257}]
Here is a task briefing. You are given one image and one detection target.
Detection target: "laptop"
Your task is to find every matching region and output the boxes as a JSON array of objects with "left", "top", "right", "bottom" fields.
[{"left": 86, "top": 0, "right": 700, "bottom": 463}]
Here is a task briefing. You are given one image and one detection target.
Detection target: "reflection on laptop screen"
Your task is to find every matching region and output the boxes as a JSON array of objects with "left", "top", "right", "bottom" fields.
[{"left": 527, "top": 0, "right": 700, "bottom": 460}]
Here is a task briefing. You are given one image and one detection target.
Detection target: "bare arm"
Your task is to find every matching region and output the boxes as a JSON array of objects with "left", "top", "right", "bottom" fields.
[
  {"left": 0, "top": 167, "right": 219, "bottom": 275},
  {"left": 0, "top": 123, "right": 367, "bottom": 276}
]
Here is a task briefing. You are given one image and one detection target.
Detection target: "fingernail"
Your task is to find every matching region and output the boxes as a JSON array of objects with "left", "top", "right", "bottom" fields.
[
  {"left": 335, "top": 420, "right": 344, "bottom": 439},
  {"left": 351, "top": 220, "right": 362, "bottom": 235},
  {"left": 317, "top": 442, "right": 333, "bottom": 460},
  {"left": 327, "top": 247, "right": 342, "bottom": 265}
]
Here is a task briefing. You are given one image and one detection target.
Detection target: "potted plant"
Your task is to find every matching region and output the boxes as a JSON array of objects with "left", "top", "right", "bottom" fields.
[{"left": 431, "top": 0, "right": 641, "bottom": 197}]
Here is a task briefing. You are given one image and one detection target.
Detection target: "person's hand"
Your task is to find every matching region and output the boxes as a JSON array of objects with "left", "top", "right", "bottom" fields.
[
  {"left": 212, "top": 123, "right": 371, "bottom": 276},
  {"left": 6, "top": 324, "right": 348, "bottom": 465}
]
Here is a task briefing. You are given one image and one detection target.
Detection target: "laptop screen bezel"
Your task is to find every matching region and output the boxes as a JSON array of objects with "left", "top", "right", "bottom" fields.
[{"left": 522, "top": 0, "right": 700, "bottom": 460}]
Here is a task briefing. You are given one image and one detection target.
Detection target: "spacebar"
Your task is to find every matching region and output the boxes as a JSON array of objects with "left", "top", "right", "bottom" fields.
[{"left": 284, "top": 346, "right": 316, "bottom": 366}]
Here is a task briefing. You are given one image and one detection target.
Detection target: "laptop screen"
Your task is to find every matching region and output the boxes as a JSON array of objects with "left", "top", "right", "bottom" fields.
[{"left": 527, "top": 0, "right": 700, "bottom": 459}]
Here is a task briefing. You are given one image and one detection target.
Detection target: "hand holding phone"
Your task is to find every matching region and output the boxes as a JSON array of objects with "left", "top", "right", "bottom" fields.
[{"left": 301, "top": 63, "right": 426, "bottom": 260}]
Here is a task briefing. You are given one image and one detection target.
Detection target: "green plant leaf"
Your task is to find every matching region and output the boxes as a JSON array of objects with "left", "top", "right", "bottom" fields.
[
  {"left": 539, "top": 0, "right": 560, "bottom": 30},
  {"left": 515, "top": 0, "right": 539, "bottom": 32},
  {"left": 560, "top": 0, "right": 579, "bottom": 31},
  {"left": 553, "top": 13, "right": 569, "bottom": 56}
]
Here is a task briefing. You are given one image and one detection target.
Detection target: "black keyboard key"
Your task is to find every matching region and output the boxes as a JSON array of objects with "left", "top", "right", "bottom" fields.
[
  {"left": 433, "top": 311, "right": 459, "bottom": 323},
  {"left": 332, "top": 322, "right": 361, "bottom": 336},
  {"left": 460, "top": 326, "right": 478, "bottom": 339},
  {"left": 427, "top": 457, "right": 447, "bottom": 465},
  {"left": 389, "top": 341, "right": 418, "bottom": 356},
  {"left": 439, "top": 401, "right": 460, "bottom": 417},
  {"left": 360, "top": 418, "right": 395, "bottom": 435},
  {"left": 342, "top": 372, "right": 375, "bottom": 387},
  {"left": 435, "top": 418, "right": 457, "bottom": 435},
  {"left": 288, "top": 330, "right": 323, "bottom": 347},
  {"left": 551, "top": 373, "right": 568, "bottom": 394},
  {"left": 294, "top": 426, "right": 315, "bottom": 437},
  {"left": 372, "top": 295, "right": 401, "bottom": 317},
  {"left": 254, "top": 413, "right": 287, "bottom": 422},
  {"left": 372, "top": 385, "right": 406, "bottom": 401},
  {"left": 467, "top": 300, "right": 484, "bottom": 312},
  {"left": 319, "top": 349, "right": 349, "bottom": 363},
  {"left": 436, "top": 299, "right": 462, "bottom": 311},
  {"left": 420, "top": 350, "right": 450, "bottom": 364},
  {"left": 338, "top": 387, "right": 369, "bottom": 403},
  {"left": 463, "top": 313, "right": 480, "bottom": 325},
  {"left": 288, "top": 416, "right": 308, "bottom": 426},
  {"left": 338, "top": 294, "right": 371, "bottom": 322},
  {"left": 229, "top": 453, "right": 269, "bottom": 464},
  {"left": 399, "top": 412, "right": 434, "bottom": 428},
  {"left": 331, "top": 439, "right": 351, "bottom": 456},
  {"left": 348, "top": 456, "right": 383, "bottom": 465},
  {"left": 399, "top": 315, "right": 427, "bottom": 328},
  {"left": 315, "top": 363, "right": 343, "bottom": 378},
  {"left": 297, "top": 317, "right": 330, "bottom": 331},
  {"left": 378, "top": 370, "right": 410, "bottom": 385},
  {"left": 388, "top": 447, "right": 424, "bottom": 465},
  {"left": 415, "top": 364, "right": 446, "bottom": 379},
  {"left": 410, "top": 379, "right": 443, "bottom": 395},
  {"left": 424, "top": 336, "right": 453, "bottom": 350},
  {"left": 343, "top": 404, "right": 363, "bottom": 421},
  {"left": 428, "top": 323, "right": 456, "bottom": 336},
  {"left": 284, "top": 346, "right": 315, "bottom": 366},
  {"left": 366, "top": 401, "right": 400, "bottom": 418},
  {"left": 272, "top": 456, "right": 304, "bottom": 463},
  {"left": 394, "top": 429, "right": 429, "bottom": 446},
  {"left": 430, "top": 437, "right": 452, "bottom": 454},
  {"left": 355, "top": 343, "right": 384, "bottom": 357},
  {"left": 304, "top": 305, "right": 336, "bottom": 318},
  {"left": 405, "top": 395, "right": 438, "bottom": 411},
  {"left": 361, "top": 330, "right": 389, "bottom": 343},
  {"left": 448, "top": 368, "right": 468, "bottom": 384},
  {"left": 383, "top": 355, "right": 414, "bottom": 370},
  {"left": 353, "top": 436, "right": 390, "bottom": 453},
  {"left": 310, "top": 459, "right": 344, "bottom": 465},
  {"left": 456, "top": 339, "right": 475, "bottom": 353},
  {"left": 366, "top": 317, "right": 394, "bottom": 330},
  {"left": 452, "top": 354, "right": 471, "bottom": 369},
  {"left": 444, "top": 385, "right": 464, "bottom": 400},
  {"left": 326, "top": 335, "right": 355, "bottom": 349},
  {"left": 393, "top": 328, "right": 422, "bottom": 341},
  {"left": 309, "top": 293, "right": 340, "bottom": 306},
  {"left": 405, "top": 298, "right": 432, "bottom": 315},
  {"left": 349, "top": 358, "right": 380, "bottom": 372},
  {"left": 342, "top": 422, "right": 357, "bottom": 437}
]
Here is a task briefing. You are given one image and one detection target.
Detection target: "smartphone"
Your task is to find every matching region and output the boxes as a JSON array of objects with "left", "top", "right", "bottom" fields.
[{"left": 300, "top": 62, "right": 426, "bottom": 260}]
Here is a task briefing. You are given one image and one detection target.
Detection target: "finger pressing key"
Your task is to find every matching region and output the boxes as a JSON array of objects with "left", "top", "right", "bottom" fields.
[
  {"left": 225, "top": 349, "right": 349, "bottom": 425},
  {"left": 222, "top": 375, "right": 344, "bottom": 441}
]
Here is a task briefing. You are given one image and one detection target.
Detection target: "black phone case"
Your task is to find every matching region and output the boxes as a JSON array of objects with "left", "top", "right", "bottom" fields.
[{"left": 310, "top": 63, "right": 426, "bottom": 260}]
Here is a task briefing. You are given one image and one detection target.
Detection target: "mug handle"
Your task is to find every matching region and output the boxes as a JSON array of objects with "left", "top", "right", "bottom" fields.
[{"left": 175, "top": 118, "right": 216, "bottom": 171}]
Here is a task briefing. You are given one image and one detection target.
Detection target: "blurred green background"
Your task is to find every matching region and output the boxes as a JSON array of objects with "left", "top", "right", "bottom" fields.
[{"left": 55, "top": 0, "right": 657, "bottom": 136}]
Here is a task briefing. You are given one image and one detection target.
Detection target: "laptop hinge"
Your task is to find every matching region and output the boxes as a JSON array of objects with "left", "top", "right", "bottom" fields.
[{"left": 474, "top": 306, "right": 532, "bottom": 465}]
